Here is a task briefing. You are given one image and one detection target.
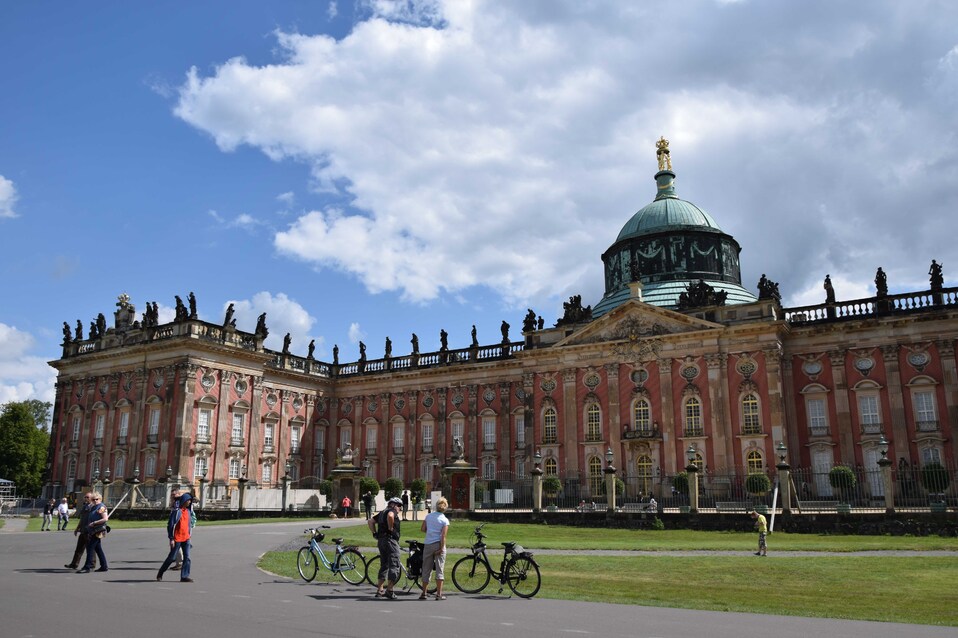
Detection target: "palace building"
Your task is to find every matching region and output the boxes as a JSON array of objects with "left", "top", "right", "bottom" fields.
[{"left": 44, "top": 140, "right": 958, "bottom": 509}]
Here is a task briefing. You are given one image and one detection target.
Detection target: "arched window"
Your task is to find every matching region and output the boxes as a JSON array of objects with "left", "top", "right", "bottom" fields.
[
  {"left": 391, "top": 461, "right": 404, "bottom": 480},
  {"left": 746, "top": 450, "right": 763, "bottom": 474},
  {"left": 586, "top": 404, "right": 602, "bottom": 441},
  {"left": 742, "top": 394, "right": 761, "bottom": 435},
  {"left": 588, "top": 456, "right": 603, "bottom": 495},
  {"left": 543, "top": 407, "right": 557, "bottom": 443},
  {"left": 67, "top": 457, "right": 77, "bottom": 479},
  {"left": 684, "top": 397, "right": 702, "bottom": 437},
  {"left": 544, "top": 458, "right": 557, "bottom": 476},
  {"left": 636, "top": 455, "right": 654, "bottom": 496},
  {"left": 114, "top": 455, "right": 125, "bottom": 479},
  {"left": 633, "top": 399, "right": 651, "bottom": 434},
  {"left": 483, "top": 459, "right": 496, "bottom": 479},
  {"left": 261, "top": 461, "right": 273, "bottom": 485}
]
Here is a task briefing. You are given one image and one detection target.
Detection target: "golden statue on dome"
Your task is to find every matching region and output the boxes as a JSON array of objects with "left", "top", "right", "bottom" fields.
[{"left": 656, "top": 136, "right": 672, "bottom": 171}]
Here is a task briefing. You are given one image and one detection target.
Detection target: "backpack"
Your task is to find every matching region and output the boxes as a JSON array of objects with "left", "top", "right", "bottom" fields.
[{"left": 407, "top": 546, "right": 423, "bottom": 577}]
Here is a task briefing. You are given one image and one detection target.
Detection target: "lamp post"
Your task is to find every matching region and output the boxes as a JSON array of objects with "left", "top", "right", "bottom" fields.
[
  {"left": 165, "top": 464, "right": 174, "bottom": 508},
  {"left": 281, "top": 460, "right": 291, "bottom": 513},
  {"left": 102, "top": 468, "right": 111, "bottom": 506},
  {"left": 877, "top": 435, "right": 895, "bottom": 513},
  {"left": 776, "top": 441, "right": 791, "bottom": 514},
  {"left": 431, "top": 456, "right": 440, "bottom": 495},
  {"left": 531, "top": 450, "right": 543, "bottom": 512},
  {"left": 604, "top": 448, "right": 618, "bottom": 511},
  {"left": 198, "top": 468, "right": 208, "bottom": 510},
  {"left": 237, "top": 464, "right": 249, "bottom": 512},
  {"left": 362, "top": 458, "right": 371, "bottom": 475},
  {"left": 685, "top": 445, "right": 699, "bottom": 514},
  {"left": 128, "top": 465, "right": 141, "bottom": 510}
]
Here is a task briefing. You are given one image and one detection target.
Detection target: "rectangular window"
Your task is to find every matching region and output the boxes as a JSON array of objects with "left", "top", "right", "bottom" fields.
[
  {"left": 914, "top": 391, "right": 938, "bottom": 430},
  {"left": 586, "top": 405, "right": 601, "bottom": 441},
  {"left": 633, "top": 401, "right": 651, "bottom": 433},
  {"left": 482, "top": 416, "right": 496, "bottom": 448},
  {"left": 193, "top": 456, "right": 207, "bottom": 478},
  {"left": 290, "top": 427, "right": 301, "bottom": 453},
  {"left": 94, "top": 414, "right": 105, "bottom": 440},
  {"left": 145, "top": 454, "right": 156, "bottom": 477},
  {"left": 72, "top": 416, "right": 80, "bottom": 442},
  {"left": 807, "top": 398, "right": 827, "bottom": 435},
  {"left": 516, "top": 459, "right": 526, "bottom": 478},
  {"left": 482, "top": 459, "right": 496, "bottom": 480},
  {"left": 68, "top": 457, "right": 77, "bottom": 478},
  {"left": 858, "top": 395, "right": 881, "bottom": 433},
  {"left": 262, "top": 462, "right": 272, "bottom": 484},
  {"left": 114, "top": 456, "right": 125, "bottom": 479},
  {"left": 149, "top": 408, "right": 161, "bottom": 435},
  {"left": 339, "top": 427, "right": 351, "bottom": 450},
  {"left": 422, "top": 423, "right": 433, "bottom": 450},
  {"left": 543, "top": 409, "right": 557, "bottom": 443},
  {"left": 118, "top": 412, "right": 129, "bottom": 437},
  {"left": 314, "top": 428, "right": 325, "bottom": 452},
  {"left": 452, "top": 418, "right": 464, "bottom": 445},
  {"left": 922, "top": 447, "right": 942, "bottom": 465},
  {"left": 229, "top": 458, "right": 241, "bottom": 479},
  {"left": 366, "top": 427, "right": 377, "bottom": 450},
  {"left": 263, "top": 423, "right": 274, "bottom": 448},
  {"left": 391, "top": 462, "right": 403, "bottom": 480},
  {"left": 393, "top": 425, "right": 404, "bottom": 452},
  {"left": 231, "top": 413, "right": 244, "bottom": 440},
  {"left": 197, "top": 409, "right": 212, "bottom": 441},
  {"left": 514, "top": 415, "right": 525, "bottom": 448}
]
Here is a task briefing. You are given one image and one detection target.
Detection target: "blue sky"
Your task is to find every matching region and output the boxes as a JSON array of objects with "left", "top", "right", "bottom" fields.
[{"left": 3, "top": 0, "right": 958, "bottom": 407}]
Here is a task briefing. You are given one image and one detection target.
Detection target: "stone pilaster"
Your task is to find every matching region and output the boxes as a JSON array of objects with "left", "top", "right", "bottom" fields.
[
  {"left": 562, "top": 369, "right": 578, "bottom": 472},
  {"left": 827, "top": 350, "right": 855, "bottom": 462},
  {"left": 657, "top": 358, "right": 675, "bottom": 473},
  {"left": 936, "top": 339, "right": 958, "bottom": 465},
  {"left": 880, "top": 345, "right": 908, "bottom": 454},
  {"left": 705, "top": 353, "right": 729, "bottom": 470}
]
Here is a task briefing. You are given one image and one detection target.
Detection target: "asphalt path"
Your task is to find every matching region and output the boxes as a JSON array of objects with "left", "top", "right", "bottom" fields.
[{"left": 1, "top": 519, "right": 954, "bottom": 638}]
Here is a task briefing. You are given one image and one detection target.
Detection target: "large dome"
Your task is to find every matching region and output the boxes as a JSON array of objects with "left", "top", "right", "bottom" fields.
[{"left": 593, "top": 139, "right": 757, "bottom": 315}]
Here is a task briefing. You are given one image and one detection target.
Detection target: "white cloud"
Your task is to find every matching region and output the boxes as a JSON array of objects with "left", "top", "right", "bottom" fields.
[
  {"left": 225, "top": 292, "right": 321, "bottom": 355},
  {"left": 175, "top": 1, "right": 958, "bottom": 311},
  {"left": 276, "top": 191, "right": 295, "bottom": 206},
  {"left": 348, "top": 322, "right": 364, "bottom": 344},
  {"left": 0, "top": 324, "right": 57, "bottom": 405},
  {"left": 0, "top": 175, "right": 19, "bottom": 219},
  {"left": 327, "top": 1, "right": 338, "bottom": 20}
]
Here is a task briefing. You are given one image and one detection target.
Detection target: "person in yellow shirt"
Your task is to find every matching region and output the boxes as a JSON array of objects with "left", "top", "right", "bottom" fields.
[{"left": 750, "top": 510, "right": 767, "bottom": 556}]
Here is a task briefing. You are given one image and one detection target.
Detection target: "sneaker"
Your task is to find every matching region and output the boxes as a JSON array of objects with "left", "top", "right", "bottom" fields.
[
  {"left": 754, "top": 552, "right": 762, "bottom": 556},
  {"left": 384, "top": 591, "right": 399, "bottom": 600},
  {"left": 95, "top": 568, "right": 109, "bottom": 572},
  {"left": 180, "top": 578, "right": 194, "bottom": 583},
  {"left": 65, "top": 564, "right": 76, "bottom": 569},
  {"left": 76, "top": 568, "right": 91, "bottom": 574},
  {"left": 156, "top": 574, "right": 163, "bottom": 581}
]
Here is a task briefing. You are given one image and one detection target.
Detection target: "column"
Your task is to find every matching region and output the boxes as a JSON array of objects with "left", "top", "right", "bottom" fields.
[
  {"left": 763, "top": 344, "right": 787, "bottom": 446},
  {"left": 881, "top": 345, "right": 908, "bottom": 448},
  {"left": 936, "top": 340, "right": 958, "bottom": 465},
  {"left": 657, "top": 359, "right": 675, "bottom": 473},
  {"left": 827, "top": 350, "right": 855, "bottom": 459},
  {"left": 605, "top": 364, "right": 621, "bottom": 458},
  {"left": 561, "top": 369, "right": 579, "bottom": 474},
  {"left": 705, "top": 354, "right": 730, "bottom": 469}
]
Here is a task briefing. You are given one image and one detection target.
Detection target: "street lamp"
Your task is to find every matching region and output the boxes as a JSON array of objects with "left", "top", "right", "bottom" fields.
[
  {"left": 604, "top": 448, "right": 617, "bottom": 511},
  {"left": 685, "top": 445, "right": 699, "bottom": 514},
  {"left": 198, "top": 467, "right": 208, "bottom": 510},
  {"left": 281, "top": 460, "right": 291, "bottom": 513},
  {"left": 775, "top": 441, "right": 791, "bottom": 514},
  {"left": 531, "top": 449, "right": 544, "bottom": 512},
  {"left": 533, "top": 449, "right": 542, "bottom": 469},
  {"left": 877, "top": 434, "right": 894, "bottom": 513},
  {"left": 102, "top": 468, "right": 112, "bottom": 505},
  {"left": 362, "top": 458, "right": 371, "bottom": 475},
  {"left": 776, "top": 441, "right": 788, "bottom": 464}
]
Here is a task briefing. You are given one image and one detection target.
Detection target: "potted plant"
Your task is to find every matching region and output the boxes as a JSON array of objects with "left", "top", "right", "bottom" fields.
[
  {"left": 745, "top": 473, "right": 772, "bottom": 514},
  {"left": 919, "top": 462, "right": 951, "bottom": 512},
  {"left": 672, "top": 472, "right": 690, "bottom": 512},
  {"left": 542, "top": 476, "right": 562, "bottom": 511},
  {"left": 409, "top": 478, "right": 427, "bottom": 510},
  {"left": 829, "top": 465, "right": 857, "bottom": 513}
]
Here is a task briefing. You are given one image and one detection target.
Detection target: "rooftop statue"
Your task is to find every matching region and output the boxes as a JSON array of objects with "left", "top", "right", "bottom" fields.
[
  {"left": 62, "top": 321, "right": 72, "bottom": 345},
  {"left": 223, "top": 303, "right": 236, "bottom": 329},
  {"left": 440, "top": 329, "right": 448, "bottom": 351},
  {"left": 188, "top": 292, "right": 197, "bottom": 319},
  {"left": 677, "top": 279, "right": 728, "bottom": 310},
  {"left": 75, "top": 320, "right": 83, "bottom": 342},
  {"left": 929, "top": 259, "right": 944, "bottom": 291},
  {"left": 255, "top": 313, "right": 269, "bottom": 339},
  {"left": 522, "top": 308, "right": 536, "bottom": 333},
  {"left": 333, "top": 344, "right": 339, "bottom": 366},
  {"left": 875, "top": 267, "right": 888, "bottom": 297},
  {"left": 824, "top": 274, "right": 836, "bottom": 304},
  {"left": 656, "top": 136, "right": 672, "bottom": 171},
  {"left": 500, "top": 320, "right": 510, "bottom": 343},
  {"left": 282, "top": 333, "right": 291, "bottom": 355},
  {"left": 384, "top": 336, "right": 392, "bottom": 358},
  {"left": 96, "top": 313, "right": 106, "bottom": 337},
  {"left": 174, "top": 295, "right": 188, "bottom": 322},
  {"left": 411, "top": 333, "right": 419, "bottom": 354},
  {"left": 537, "top": 315, "right": 544, "bottom": 330},
  {"left": 470, "top": 325, "right": 478, "bottom": 348},
  {"left": 556, "top": 294, "right": 593, "bottom": 327},
  {"left": 307, "top": 339, "right": 315, "bottom": 360},
  {"left": 757, "top": 274, "right": 781, "bottom": 302}
]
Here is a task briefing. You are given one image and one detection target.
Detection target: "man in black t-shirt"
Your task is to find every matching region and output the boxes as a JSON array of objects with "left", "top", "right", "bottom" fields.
[{"left": 368, "top": 497, "right": 402, "bottom": 599}]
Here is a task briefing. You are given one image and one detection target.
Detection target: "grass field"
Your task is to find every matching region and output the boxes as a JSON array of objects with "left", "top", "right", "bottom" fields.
[{"left": 258, "top": 520, "right": 958, "bottom": 626}]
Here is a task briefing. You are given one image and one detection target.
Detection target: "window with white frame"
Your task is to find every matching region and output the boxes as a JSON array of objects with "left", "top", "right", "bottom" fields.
[
  {"left": 91, "top": 456, "right": 101, "bottom": 478},
  {"left": 197, "top": 409, "right": 212, "bottom": 442},
  {"left": 263, "top": 423, "right": 274, "bottom": 449},
  {"left": 482, "top": 416, "right": 496, "bottom": 449},
  {"left": 922, "top": 447, "right": 942, "bottom": 465},
  {"left": 806, "top": 398, "right": 828, "bottom": 435},
  {"left": 633, "top": 399, "right": 651, "bottom": 434},
  {"left": 145, "top": 454, "right": 156, "bottom": 477},
  {"left": 94, "top": 413, "right": 105, "bottom": 442},
  {"left": 314, "top": 428, "right": 325, "bottom": 452},
  {"left": 231, "top": 413, "right": 244, "bottom": 443},
  {"left": 193, "top": 456, "right": 207, "bottom": 479},
  {"left": 365, "top": 426, "right": 377, "bottom": 452},
  {"left": 118, "top": 411, "right": 130, "bottom": 438},
  {"left": 229, "top": 458, "right": 241, "bottom": 479},
  {"left": 516, "top": 458, "right": 526, "bottom": 478},
  {"left": 391, "top": 461, "right": 404, "bottom": 480},
  {"left": 636, "top": 455, "right": 653, "bottom": 495},
  {"left": 514, "top": 414, "right": 525, "bottom": 448},
  {"left": 913, "top": 390, "right": 938, "bottom": 431},
  {"left": 451, "top": 417, "right": 464, "bottom": 445},
  {"left": 746, "top": 450, "right": 763, "bottom": 474},
  {"left": 586, "top": 404, "right": 601, "bottom": 441},
  {"left": 262, "top": 462, "right": 272, "bottom": 484},
  {"left": 543, "top": 407, "right": 557, "bottom": 443},
  {"left": 290, "top": 426, "right": 301, "bottom": 453},
  {"left": 149, "top": 408, "right": 161, "bottom": 436},
  {"left": 741, "top": 394, "right": 761, "bottom": 435},
  {"left": 857, "top": 394, "right": 882, "bottom": 434},
  {"left": 684, "top": 397, "right": 702, "bottom": 436},
  {"left": 422, "top": 422, "right": 433, "bottom": 451},
  {"left": 393, "top": 425, "right": 404, "bottom": 452},
  {"left": 482, "top": 459, "right": 496, "bottom": 479},
  {"left": 67, "top": 457, "right": 77, "bottom": 479},
  {"left": 588, "top": 456, "right": 603, "bottom": 494},
  {"left": 339, "top": 427, "right": 351, "bottom": 450},
  {"left": 114, "top": 455, "right": 125, "bottom": 479},
  {"left": 72, "top": 415, "right": 80, "bottom": 442}
]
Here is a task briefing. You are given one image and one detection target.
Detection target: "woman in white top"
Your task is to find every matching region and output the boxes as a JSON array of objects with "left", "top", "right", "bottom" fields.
[{"left": 419, "top": 496, "right": 450, "bottom": 600}]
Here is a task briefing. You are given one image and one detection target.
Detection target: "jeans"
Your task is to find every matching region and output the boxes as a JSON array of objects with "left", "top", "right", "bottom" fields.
[
  {"left": 158, "top": 541, "right": 192, "bottom": 580},
  {"left": 82, "top": 533, "right": 107, "bottom": 570}
]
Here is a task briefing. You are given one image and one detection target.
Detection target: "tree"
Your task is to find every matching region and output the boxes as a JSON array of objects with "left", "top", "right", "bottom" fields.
[
  {"left": 745, "top": 473, "right": 772, "bottom": 496},
  {"left": 542, "top": 476, "right": 562, "bottom": 505},
  {"left": 828, "top": 465, "right": 857, "bottom": 502},
  {"left": 359, "top": 477, "right": 380, "bottom": 497},
  {"left": 919, "top": 462, "right": 951, "bottom": 497},
  {"left": 383, "top": 477, "right": 403, "bottom": 499},
  {"left": 671, "top": 472, "right": 689, "bottom": 496},
  {"left": 409, "top": 478, "right": 427, "bottom": 504},
  {"left": 0, "top": 401, "right": 51, "bottom": 496}
]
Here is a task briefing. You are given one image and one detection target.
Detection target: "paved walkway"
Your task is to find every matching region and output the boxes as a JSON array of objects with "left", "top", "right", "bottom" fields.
[{"left": 0, "top": 517, "right": 28, "bottom": 532}]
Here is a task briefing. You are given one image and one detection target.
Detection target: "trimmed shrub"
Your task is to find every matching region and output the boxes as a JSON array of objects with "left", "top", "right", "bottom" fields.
[
  {"left": 745, "top": 473, "right": 772, "bottom": 496},
  {"left": 828, "top": 465, "right": 857, "bottom": 500},
  {"left": 671, "top": 472, "right": 689, "bottom": 496},
  {"left": 409, "top": 478, "right": 427, "bottom": 503},
  {"left": 383, "top": 477, "right": 403, "bottom": 500},
  {"left": 359, "top": 477, "right": 380, "bottom": 497},
  {"left": 920, "top": 462, "right": 951, "bottom": 495}
]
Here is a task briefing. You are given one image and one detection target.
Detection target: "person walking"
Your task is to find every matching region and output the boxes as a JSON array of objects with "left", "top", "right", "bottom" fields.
[
  {"left": 369, "top": 496, "right": 402, "bottom": 600},
  {"left": 56, "top": 497, "right": 70, "bottom": 530},
  {"left": 41, "top": 499, "right": 55, "bottom": 531},
  {"left": 419, "top": 496, "right": 449, "bottom": 600},
  {"left": 362, "top": 491, "right": 374, "bottom": 520},
  {"left": 750, "top": 510, "right": 767, "bottom": 556},
  {"left": 157, "top": 492, "right": 195, "bottom": 582},
  {"left": 65, "top": 492, "right": 94, "bottom": 569},
  {"left": 76, "top": 492, "right": 108, "bottom": 573},
  {"left": 341, "top": 495, "right": 352, "bottom": 518},
  {"left": 401, "top": 490, "right": 409, "bottom": 520}
]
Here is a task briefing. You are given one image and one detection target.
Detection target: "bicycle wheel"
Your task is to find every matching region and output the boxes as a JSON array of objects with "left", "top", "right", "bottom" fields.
[
  {"left": 505, "top": 555, "right": 541, "bottom": 598},
  {"left": 336, "top": 548, "right": 367, "bottom": 585},
  {"left": 364, "top": 555, "right": 381, "bottom": 585},
  {"left": 451, "top": 554, "right": 490, "bottom": 594},
  {"left": 412, "top": 575, "right": 438, "bottom": 595},
  {"left": 297, "top": 547, "right": 318, "bottom": 582}
]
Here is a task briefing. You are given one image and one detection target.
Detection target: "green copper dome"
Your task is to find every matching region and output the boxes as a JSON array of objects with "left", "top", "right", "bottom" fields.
[
  {"left": 615, "top": 170, "right": 724, "bottom": 242},
  {"left": 593, "top": 138, "right": 756, "bottom": 315}
]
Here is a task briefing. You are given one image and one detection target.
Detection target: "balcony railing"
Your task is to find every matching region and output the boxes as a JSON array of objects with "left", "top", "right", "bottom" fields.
[
  {"left": 483, "top": 442, "right": 497, "bottom": 451},
  {"left": 683, "top": 427, "right": 704, "bottom": 438},
  {"left": 229, "top": 436, "right": 245, "bottom": 447},
  {"left": 860, "top": 422, "right": 883, "bottom": 435},
  {"left": 741, "top": 426, "right": 763, "bottom": 436},
  {"left": 262, "top": 444, "right": 274, "bottom": 453},
  {"left": 115, "top": 435, "right": 127, "bottom": 446},
  {"left": 93, "top": 437, "right": 103, "bottom": 448},
  {"left": 365, "top": 447, "right": 377, "bottom": 457},
  {"left": 69, "top": 439, "right": 79, "bottom": 449},
  {"left": 393, "top": 446, "right": 405, "bottom": 455},
  {"left": 146, "top": 433, "right": 158, "bottom": 444},
  {"left": 542, "top": 435, "right": 557, "bottom": 444},
  {"left": 585, "top": 433, "right": 603, "bottom": 443},
  {"left": 809, "top": 425, "right": 829, "bottom": 437},
  {"left": 916, "top": 420, "right": 940, "bottom": 432},
  {"left": 289, "top": 445, "right": 301, "bottom": 455},
  {"left": 624, "top": 426, "right": 659, "bottom": 440},
  {"left": 196, "top": 433, "right": 212, "bottom": 445},
  {"left": 422, "top": 445, "right": 433, "bottom": 454}
]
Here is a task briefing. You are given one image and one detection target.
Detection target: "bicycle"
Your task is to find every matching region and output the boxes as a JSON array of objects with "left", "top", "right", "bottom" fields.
[
  {"left": 296, "top": 526, "right": 367, "bottom": 585},
  {"left": 451, "top": 523, "right": 541, "bottom": 598},
  {"left": 364, "top": 539, "right": 437, "bottom": 594}
]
